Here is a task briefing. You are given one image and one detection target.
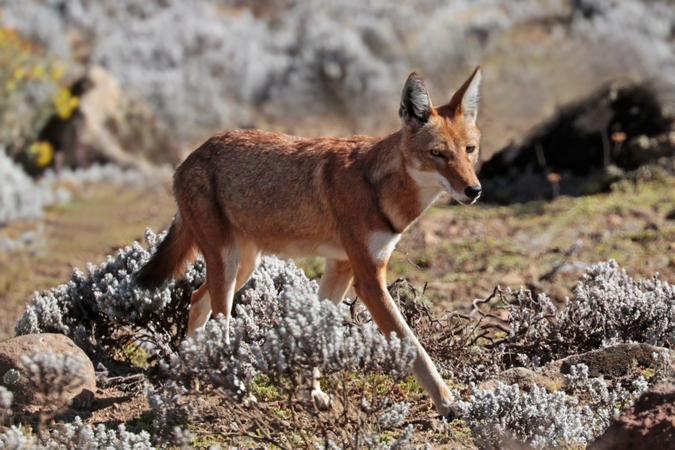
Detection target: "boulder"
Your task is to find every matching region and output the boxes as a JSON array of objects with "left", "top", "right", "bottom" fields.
[
  {"left": 478, "top": 82, "right": 675, "bottom": 204},
  {"left": 477, "top": 343, "right": 674, "bottom": 395},
  {"left": 0, "top": 334, "right": 96, "bottom": 410},
  {"left": 589, "top": 379, "right": 675, "bottom": 449},
  {"left": 37, "top": 65, "right": 182, "bottom": 174},
  {"left": 559, "top": 343, "right": 675, "bottom": 380}
]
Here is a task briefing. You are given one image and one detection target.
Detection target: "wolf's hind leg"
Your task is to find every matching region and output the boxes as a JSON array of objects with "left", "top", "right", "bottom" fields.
[
  {"left": 318, "top": 259, "right": 353, "bottom": 305},
  {"left": 187, "top": 281, "right": 211, "bottom": 337},
  {"left": 187, "top": 237, "right": 260, "bottom": 340},
  {"left": 234, "top": 237, "right": 261, "bottom": 292},
  {"left": 206, "top": 244, "right": 240, "bottom": 346}
]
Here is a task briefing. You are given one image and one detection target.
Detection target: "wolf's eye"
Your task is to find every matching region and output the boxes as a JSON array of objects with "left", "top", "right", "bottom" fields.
[
  {"left": 430, "top": 148, "right": 442, "bottom": 157},
  {"left": 466, "top": 145, "right": 476, "bottom": 154}
]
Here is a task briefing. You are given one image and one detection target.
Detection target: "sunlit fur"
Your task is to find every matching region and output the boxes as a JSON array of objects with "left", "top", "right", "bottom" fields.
[{"left": 134, "top": 68, "right": 483, "bottom": 417}]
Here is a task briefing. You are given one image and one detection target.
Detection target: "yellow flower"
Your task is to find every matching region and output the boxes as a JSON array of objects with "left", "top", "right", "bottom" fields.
[
  {"left": 51, "top": 65, "right": 64, "bottom": 81},
  {"left": 32, "top": 64, "right": 46, "bottom": 81},
  {"left": 13, "top": 67, "right": 25, "bottom": 80},
  {"left": 29, "top": 141, "right": 54, "bottom": 168},
  {"left": 54, "top": 88, "right": 80, "bottom": 119},
  {"left": 6, "top": 79, "right": 16, "bottom": 91}
]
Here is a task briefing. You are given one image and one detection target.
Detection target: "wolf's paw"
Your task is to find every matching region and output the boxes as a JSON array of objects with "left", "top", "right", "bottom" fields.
[
  {"left": 242, "top": 392, "right": 258, "bottom": 408},
  {"left": 440, "top": 402, "right": 462, "bottom": 420},
  {"left": 435, "top": 387, "right": 462, "bottom": 419},
  {"left": 311, "top": 387, "right": 333, "bottom": 411}
]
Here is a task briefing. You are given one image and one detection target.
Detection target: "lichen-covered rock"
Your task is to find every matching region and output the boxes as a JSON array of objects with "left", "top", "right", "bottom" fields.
[
  {"left": 589, "top": 379, "right": 675, "bottom": 449},
  {"left": 0, "top": 334, "right": 96, "bottom": 409},
  {"left": 476, "top": 367, "right": 562, "bottom": 393},
  {"left": 560, "top": 343, "right": 675, "bottom": 380}
]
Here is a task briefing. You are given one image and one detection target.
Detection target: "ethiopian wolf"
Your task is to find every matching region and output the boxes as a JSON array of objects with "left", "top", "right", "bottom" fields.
[{"left": 134, "top": 68, "right": 483, "bottom": 416}]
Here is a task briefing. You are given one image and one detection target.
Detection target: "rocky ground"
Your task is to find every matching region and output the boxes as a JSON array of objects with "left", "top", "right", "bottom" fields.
[
  {"left": 589, "top": 379, "right": 675, "bottom": 449},
  {"left": 0, "top": 169, "right": 673, "bottom": 448}
]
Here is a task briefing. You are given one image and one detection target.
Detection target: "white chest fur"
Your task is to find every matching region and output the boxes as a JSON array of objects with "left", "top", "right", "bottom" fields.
[{"left": 368, "top": 231, "right": 401, "bottom": 263}]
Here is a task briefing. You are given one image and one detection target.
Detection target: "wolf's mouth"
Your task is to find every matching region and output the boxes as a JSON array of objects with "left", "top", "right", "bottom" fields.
[
  {"left": 438, "top": 180, "right": 476, "bottom": 205},
  {"left": 456, "top": 195, "right": 480, "bottom": 206}
]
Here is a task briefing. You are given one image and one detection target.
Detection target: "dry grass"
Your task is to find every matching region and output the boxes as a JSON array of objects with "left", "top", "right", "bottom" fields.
[{"left": 0, "top": 182, "right": 176, "bottom": 341}]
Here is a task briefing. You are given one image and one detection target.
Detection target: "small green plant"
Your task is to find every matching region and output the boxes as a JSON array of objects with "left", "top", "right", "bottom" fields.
[
  {"left": 124, "top": 342, "right": 152, "bottom": 369},
  {"left": 249, "top": 375, "right": 285, "bottom": 402}
]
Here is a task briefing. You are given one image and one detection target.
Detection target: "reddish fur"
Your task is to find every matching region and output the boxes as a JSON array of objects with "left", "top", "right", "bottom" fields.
[
  {"left": 134, "top": 69, "right": 483, "bottom": 416},
  {"left": 133, "top": 214, "right": 197, "bottom": 289}
]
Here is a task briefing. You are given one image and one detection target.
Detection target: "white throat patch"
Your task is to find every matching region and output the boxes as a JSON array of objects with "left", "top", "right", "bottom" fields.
[{"left": 406, "top": 167, "right": 446, "bottom": 209}]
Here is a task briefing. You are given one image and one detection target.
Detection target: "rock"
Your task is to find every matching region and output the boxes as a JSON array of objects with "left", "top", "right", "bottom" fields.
[
  {"left": 478, "top": 343, "right": 674, "bottom": 396},
  {"left": 478, "top": 82, "right": 674, "bottom": 204},
  {"left": 477, "top": 367, "right": 564, "bottom": 393},
  {"left": 559, "top": 343, "right": 675, "bottom": 380},
  {"left": 530, "top": 343, "right": 674, "bottom": 391},
  {"left": 79, "top": 66, "right": 182, "bottom": 169},
  {"left": 589, "top": 379, "right": 675, "bottom": 449},
  {"left": 0, "top": 334, "right": 96, "bottom": 410},
  {"left": 38, "top": 65, "right": 182, "bottom": 174}
]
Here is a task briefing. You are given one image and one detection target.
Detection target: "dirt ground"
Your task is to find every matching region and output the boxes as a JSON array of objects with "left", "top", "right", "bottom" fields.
[
  {"left": 0, "top": 183, "right": 177, "bottom": 341},
  {"left": 1, "top": 173, "right": 674, "bottom": 447}
]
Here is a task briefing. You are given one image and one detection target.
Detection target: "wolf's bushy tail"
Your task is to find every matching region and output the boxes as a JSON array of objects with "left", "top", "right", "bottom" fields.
[{"left": 133, "top": 213, "right": 196, "bottom": 290}]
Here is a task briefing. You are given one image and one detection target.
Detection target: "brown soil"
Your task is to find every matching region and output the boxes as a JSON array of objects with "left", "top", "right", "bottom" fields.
[{"left": 590, "top": 379, "right": 675, "bottom": 450}]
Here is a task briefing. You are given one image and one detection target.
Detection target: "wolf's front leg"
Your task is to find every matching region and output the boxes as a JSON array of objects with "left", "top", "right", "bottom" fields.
[
  {"left": 346, "top": 235, "right": 456, "bottom": 417},
  {"left": 305, "top": 259, "right": 355, "bottom": 410}
]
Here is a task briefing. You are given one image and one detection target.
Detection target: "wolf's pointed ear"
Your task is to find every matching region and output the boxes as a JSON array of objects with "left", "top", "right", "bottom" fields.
[
  {"left": 399, "top": 72, "right": 433, "bottom": 129},
  {"left": 448, "top": 67, "right": 482, "bottom": 124}
]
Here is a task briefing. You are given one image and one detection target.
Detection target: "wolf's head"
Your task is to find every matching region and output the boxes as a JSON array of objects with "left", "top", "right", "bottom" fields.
[{"left": 399, "top": 68, "right": 482, "bottom": 205}]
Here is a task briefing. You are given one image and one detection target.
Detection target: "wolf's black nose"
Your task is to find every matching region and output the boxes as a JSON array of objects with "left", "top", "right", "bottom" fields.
[{"left": 464, "top": 185, "right": 482, "bottom": 199}]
